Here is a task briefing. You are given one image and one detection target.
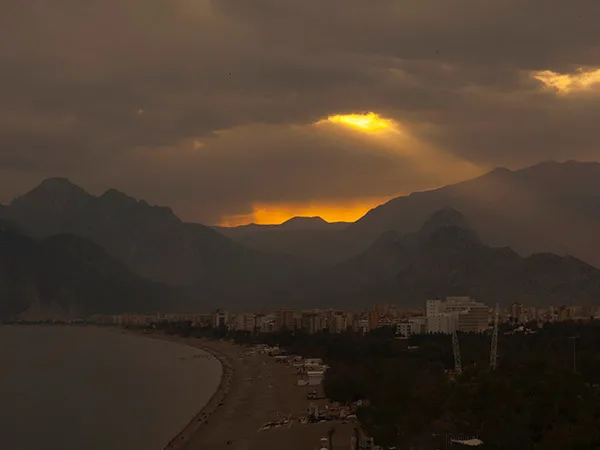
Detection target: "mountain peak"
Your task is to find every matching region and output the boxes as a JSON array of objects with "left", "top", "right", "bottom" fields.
[
  {"left": 7, "top": 178, "right": 91, "bottom": 237},
  {"left": 419, "top": 207, "right": 469, "bottom": 233},
  {"left": 417, "top": 208, "right": 481, "bottom": 246},
  {"left": 282, "top": 216, "right": 327, "bottom": 225},
  {"left": 10, "top": 177, "right": 90, "bottom": 209},
  {"left": 29, "top": 177, "right": 88, "bottom": 197},
  {"left": 279, "top": 216, "right": 330, "bottom": 230}
]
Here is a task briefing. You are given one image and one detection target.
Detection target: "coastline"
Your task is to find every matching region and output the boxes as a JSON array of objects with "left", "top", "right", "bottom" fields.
[
  {"left": 136, "top": 331, "right": 357, "bottom": 450},
  {"left": 134, "top": 333, "right": 234, "bottom": 450}
]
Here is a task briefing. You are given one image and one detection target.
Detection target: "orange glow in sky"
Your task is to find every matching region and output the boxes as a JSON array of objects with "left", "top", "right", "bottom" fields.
[
  {"left": 326, "top": 112, "right": 392, "bottom": 131},
  {"left": 316, "top": 112, "right": 399, "bottom": 133},
  {"left": 533, "top": 67, "right": 600, "bottom": 94},
  {"left": 218, "top": 196, "right": 395, "bottom": 227}
]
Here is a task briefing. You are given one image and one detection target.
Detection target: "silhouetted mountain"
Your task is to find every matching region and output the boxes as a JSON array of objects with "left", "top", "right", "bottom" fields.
[
  {"left": 416, "top": 207, "right": 480, "bottom": 245},
  {"left": 215, "top": 216, "right": 349, "bottom": 236},
  {"left": 3, "top": 179, "right": 316, "bottom": 310},
  {"left": 344, "top": 160, "right": 600, "bottom": 267},
  {"left": 290, "top": 209, "right": 600, "bottom": 308},
  {"left": 396, "top": 223, "right": 600, "bottom": 307},
  {"left": 0, "top": 228, "right": 174, "bottom": 320},
  {"left": 214, "top": 216, "right": 351, "bottom": 263},
  {"left": 280, "top": 216, "right": 346, "bottom": 231},
  {"left": 217, "top": 161, "right": 600, "bottom": 266}
]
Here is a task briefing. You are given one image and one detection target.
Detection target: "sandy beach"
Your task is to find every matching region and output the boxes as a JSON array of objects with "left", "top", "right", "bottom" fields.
[{"left": 150, "top": 334, "right": 356, "bottom": 450}]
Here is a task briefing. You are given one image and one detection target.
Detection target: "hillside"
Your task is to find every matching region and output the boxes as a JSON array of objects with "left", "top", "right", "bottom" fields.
[
  {"left": 2, "top": 178, "right": 317, "bottom": 309},
  {"left": 0, "top": 228, "right": 174, "bottom": 320},
  {"left": 288, "top": 209, "right": 600, "bottom": 308},
  {"left": 214, "top": 217, "right": 351, "bottom": 263},
  {"left": 348, "top": 160, "right": 600, "bottom": 267},
  {"left": 216, "top": 161, "right": 600, "bottom": 268}
]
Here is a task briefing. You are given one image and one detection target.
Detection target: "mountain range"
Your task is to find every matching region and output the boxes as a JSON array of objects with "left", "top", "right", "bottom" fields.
[
  {"left": 283, "top": 208, "right": 600, "bottom": 308},
  {"left": 0, "top": 225, "right": 174, "bottom": 320},
  {"left": 2, "top": 160, "right": 600, "bottom": 317},
  {"left": 0, "top": 178, "right": 315, "bottom": 313},
  {"left": 218, "top": 160, "right": 600, "bottom": 268}
]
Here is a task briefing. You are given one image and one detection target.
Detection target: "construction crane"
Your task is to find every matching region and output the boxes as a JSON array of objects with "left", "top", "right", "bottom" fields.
[
  {"left": 490, "top": 303, "right": 499, "bottom": 370},
  {"left": 452, "top": 330, "right": 462, "bottom": 375}
]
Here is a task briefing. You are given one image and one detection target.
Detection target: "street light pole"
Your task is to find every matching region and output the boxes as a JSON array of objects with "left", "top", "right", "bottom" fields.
[{"left": 569, "top": 335, "right": 579, "bottom": 374}]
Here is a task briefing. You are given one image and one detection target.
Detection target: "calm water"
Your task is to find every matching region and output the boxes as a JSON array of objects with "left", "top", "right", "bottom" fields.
[{"left": 0, "top": 326, "right": 222, "bottom": 450}]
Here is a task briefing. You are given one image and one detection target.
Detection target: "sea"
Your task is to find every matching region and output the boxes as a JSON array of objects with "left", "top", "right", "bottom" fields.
[{"left": 0, "top": 326, "right": 222, "bottom": 450}]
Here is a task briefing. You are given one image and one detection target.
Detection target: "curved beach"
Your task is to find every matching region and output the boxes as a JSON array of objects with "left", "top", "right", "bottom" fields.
[
  {"left": 161, "top": 338, "right": 234, "bottom": 449},
  {"left": 151, "top": 335, "right": 357, "bottom": 450}
]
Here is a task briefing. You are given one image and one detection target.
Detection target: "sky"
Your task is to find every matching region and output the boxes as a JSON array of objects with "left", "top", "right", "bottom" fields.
[{"left": 1, "top": 0, "right": 600, "bottom": 225}]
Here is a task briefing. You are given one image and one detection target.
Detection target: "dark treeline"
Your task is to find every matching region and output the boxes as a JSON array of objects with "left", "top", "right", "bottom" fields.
[{"left": 148, "top": 320, "right": 600, "bottom": 449}]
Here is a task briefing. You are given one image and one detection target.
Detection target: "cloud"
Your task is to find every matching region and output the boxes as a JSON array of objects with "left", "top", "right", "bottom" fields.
[
  {"left": 1, "top": 0, "right": 600, "bottom": 223},
  {"left": 533, "top": 68, "right": 600, "bottom": 94}
]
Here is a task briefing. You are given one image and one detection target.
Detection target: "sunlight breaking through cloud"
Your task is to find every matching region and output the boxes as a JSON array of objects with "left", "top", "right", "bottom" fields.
[
  {"left": 317, "top": 112, "right": 398, "bottom": 133},
  {"left": 533, "top": 68, "right": 600, "bottom": 94}
]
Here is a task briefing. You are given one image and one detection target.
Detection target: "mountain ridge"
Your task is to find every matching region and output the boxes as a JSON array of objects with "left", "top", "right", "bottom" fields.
[
  {"left": 3, "top": 179, "right": 317, "bottom": 310},
  {"left": 216, "top": 160, "right": 600, "bottom": 266},
  {"left": 0, "top": 228, "right": 176, "bottom": 320},
  {"left": 287, "top": 208, "right": 600, "bottom": 309}
]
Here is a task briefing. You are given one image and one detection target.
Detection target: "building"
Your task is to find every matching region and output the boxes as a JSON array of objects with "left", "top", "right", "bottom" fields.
[
  {"left": 397, "top": 316, "right": 427, "bottom": 337},
  {"left": 256, "top": 313, "right": 277, "bottom": 333},
  {"left": 275, "top": 309, "right": 297, "bottom": 331},
  {"left": 330, "top": 312, "right": 350, "bottom": 334},
  {"left": 302, "top": 313, "right": 328, "bottom": 334},
  {"left": 354, "top": 317, "right": 370, "bottom": 335},
  {"left": 234, "top": 313, "right": 256, "bottom": 332},
  {"left": 425, "top": 297, "right": 489, "bottom": 334},
  {"left": 511, "top": 303, "right": 524, "bottom": 322},
  {"left": 213, "top": 309, "right": 229, "bottom": 328}
]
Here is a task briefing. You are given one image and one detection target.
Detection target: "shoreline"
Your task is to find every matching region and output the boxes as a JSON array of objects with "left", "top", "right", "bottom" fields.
[
  {"left": 133, "top": 333, "right": 235, "bottom": 450},
  {"left": 130, "top": 330, "right": 358, "bottom": 450},
  {"left": 7, "top": 325, "right": 357, "bottom": 449}
]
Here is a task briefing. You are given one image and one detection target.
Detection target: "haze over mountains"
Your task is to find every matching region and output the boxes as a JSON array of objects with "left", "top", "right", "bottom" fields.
[
  {"left": 1, "top": 178, "right": 315, "bottom": 315},
  {"left": 214, "top": 217, "right": 351, "bottom": 264},
  {"left": 220, "top": 160, "right": 600, "bottom": 268},
  {"left": 2, "top": 160, "right": 600, "bottom": 318},
  {"left": 287, "top": 207, "right": 600, "bottom": 308},
  {"left": 0, "top": 225, "right": 173, "bottom": 320}
]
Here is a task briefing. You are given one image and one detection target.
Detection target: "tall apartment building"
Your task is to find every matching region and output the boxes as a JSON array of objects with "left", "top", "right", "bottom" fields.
[
  {"left": 330, "top": 312, "right": 350, "bottom": 334},
  {"left": 425, "top": 297, "right": 489, "bottom": 334},
  {"left": 354, "top": 317, "right": 370, "bottom": 335},
  {"left": 511, "top": 303, "right": 524, "bottom": 322},
  {"left": 234, "top": 313, "right": 256, "bottom": 332},
  {"left": 213, "top": 309, "right": 229, "bottom": 328},
  {"left": 275, "top": 308, "right": 297, "bottom": 331}
]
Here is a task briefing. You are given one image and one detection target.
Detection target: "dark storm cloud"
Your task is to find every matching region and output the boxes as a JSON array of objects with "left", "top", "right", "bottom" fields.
[{"left": 1, "top": 0, "right": 600, "bottom": 223}]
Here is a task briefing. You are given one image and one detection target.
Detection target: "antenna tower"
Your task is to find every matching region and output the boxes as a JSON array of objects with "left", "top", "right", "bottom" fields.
[
  {"left": 490, "top": 303, "right": 499, "bottom": 370},
  {"left": 452, "top": 330, "right": 462, "bottom": 375}
]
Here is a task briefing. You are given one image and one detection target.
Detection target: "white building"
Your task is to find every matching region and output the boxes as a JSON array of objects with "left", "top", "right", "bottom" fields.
[
  {"left": 425, "top": 297, "right": 489, "bottom": 334},
  {"left": 396, "top": 316, "right": 427, "bottom": 337}
]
